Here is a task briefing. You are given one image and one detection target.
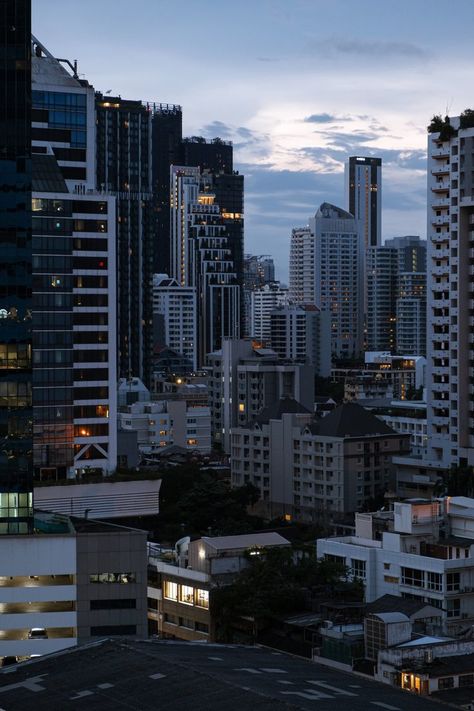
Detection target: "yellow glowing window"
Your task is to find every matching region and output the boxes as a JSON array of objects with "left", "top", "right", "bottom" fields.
[
  {"left": 163, "top": 581, "right": 178, "bottom": 600},
  {"left": 187, "top": 438, "right": 197, "bottom": 446},
  {"left": 195, "top": 589, "right": 209, "bottom": 609},
  {"left": 239, "top": 403, "right": 245, "bottom": 412},
  {"left": 179, "top": 585, "right": 194, "bottom": 605}
]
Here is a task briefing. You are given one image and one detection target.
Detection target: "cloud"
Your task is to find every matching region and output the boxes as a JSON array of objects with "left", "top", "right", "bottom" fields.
[
  {"left": 199, "top": 120, "right": 234, "bottom": 139},
  {"left": 305, "top": 36, "right": 432, "bottom": 64},
  {"left": 304, "top": 113, "right": 341, "bottom": 124}
]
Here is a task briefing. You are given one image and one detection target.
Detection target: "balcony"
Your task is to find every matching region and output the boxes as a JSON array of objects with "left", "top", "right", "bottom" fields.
[
  {"left": 431, "top": 232, "right": 449, "bottom": 243},
  {"left": 432, "top": 181, "right": 450, "bottom": 193},
  {"left": 431, "top": 147, "right": 450, "bottom": 158},
  {"left": 431, "top": 164, "right": 450, "bottom": 175},
  {"left": 432, "top": 216, "right": 450, "bottom": 226}
]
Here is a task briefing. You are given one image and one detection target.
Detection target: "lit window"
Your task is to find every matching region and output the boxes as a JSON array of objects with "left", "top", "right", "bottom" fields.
[
  {"left": 195, "top": 589, "right": 209, "bottom": 609},
  {"left": 164, "top": 581, "right": 178, "bottom": 601},
  {"left": 179, "top": 585, "right": 194, "bottom": 605},
  {"left": 239, "top": 403, "right": 245, "bottom": 412}
]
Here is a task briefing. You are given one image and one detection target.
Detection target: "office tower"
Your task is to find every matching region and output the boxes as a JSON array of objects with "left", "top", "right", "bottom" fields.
[
  {"left": 151, "top": 103, "right": 183, "bottom": 275},
  {"left": 396, "top": 272, "right": 427, "bottom": 356},
  {"left": 170, "top": 166, "right": 240, "bottom": 365},
  {"left": 426, "top": 114, "right": 474, "bottom": 468},
  {"left": 385, "top": 235, "right": 427, "bottom": 272},
  {"left": 270, "top": 304, "right": 331, "bottom": 376},
  {"left": 311, "top": 203, "right": 364, "bottom": 358},
  {"left": 181, "top": 137, "right": 233, "bottom": 174},
  {"left": 242, "top": 254, "right": 275, "bottom": 335},
  {"left": 366, "top": 246, "right": 398, "bottom": 351},
  {"left": 0, "top": 1, "right": 33, "bottom": 533},
  {"left": 345, "top": 156, "right": 382, "bottom": 248},
  {"left": 250, "top": 283, "right": 289, "bottom": 343},
  {"left": 32, "top": 38, "right": 117, "bottom": 479},
  {"left": 152, "top": 274, "right": 197, "bottom": 370},
  {"left": 96, "top": 93, "right": 153, "bottom": 385},
  {"left": 289, "top": 226, "right": 315, "bottom": 304}
]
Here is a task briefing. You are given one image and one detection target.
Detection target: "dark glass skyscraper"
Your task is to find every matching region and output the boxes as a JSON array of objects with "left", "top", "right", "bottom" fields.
[
  {"left": 0, "top": 0, "right": 33, "bottom": 532},
  {"left": 96, "top": 94, "right": 154, "bottom": 385}
]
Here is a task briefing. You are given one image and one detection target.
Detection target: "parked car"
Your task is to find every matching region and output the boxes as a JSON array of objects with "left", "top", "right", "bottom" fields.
[{"left": 28, "top": 628, "right": 48, "bottom": 640}]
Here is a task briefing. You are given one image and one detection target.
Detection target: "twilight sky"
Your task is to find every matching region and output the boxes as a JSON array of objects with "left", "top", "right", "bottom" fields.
[{"left": 33, "top": 0, "right": 474, "bottom": 281}]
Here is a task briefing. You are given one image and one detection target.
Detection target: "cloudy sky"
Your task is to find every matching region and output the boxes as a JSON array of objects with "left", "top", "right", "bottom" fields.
[{"left": 33, "top": 0, "right": 474, "bottom": 280}]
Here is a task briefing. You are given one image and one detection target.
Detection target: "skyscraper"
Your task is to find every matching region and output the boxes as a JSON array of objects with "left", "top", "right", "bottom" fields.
[
  {"left": 346, "top": 156, "right": 382, "bottom": 249},
  {"left": 96, "top": 93, "right": 153, "bottom": 385},
  {"left": 289, "top": 226, "right": 315, "bottom": 304},
  {"left": 426, "top": 114, "right": 472, "bottom": 467},
  {"left": 31, "top": 38, "right": 117, "bottom": 479},
  {"left": 366, "top": 246, "right": 398, "bottom": 352},
  {"left": 311, "top": 203, "right": 364, "bottom": 358},
  {"left": 250, "top": 283, "right": 289, "bottom": 343},
  {"left": 242, "top": 254, "right": 275, "bottom": 336},
  {"left": 0, "top": 0, "right": 33, "bottom": 532},
  {"left": 170, "top": 166, "right": 240, "bottom": 364}
]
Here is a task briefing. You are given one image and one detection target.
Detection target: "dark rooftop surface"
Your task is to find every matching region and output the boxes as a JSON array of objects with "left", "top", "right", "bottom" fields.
[
  {"left": 308, "top": 402, "right": 397, "bottom": 438},
  {"left": 366, "top": 594, "right": 442, "bottom": 617},
  {"left": 252, "top": 396, "right": 310, "bottom": 426},
  {"left": 32, "top": 154, "right": 68, "bottom": 193},
  {"left": 0, "top": 638, "right": 446, "bottom": 710}
]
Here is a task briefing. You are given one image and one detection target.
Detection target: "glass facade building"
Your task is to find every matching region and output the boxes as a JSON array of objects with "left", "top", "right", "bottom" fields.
[{"left": 0, "top": 0, "right": 33, "bottom": 532}]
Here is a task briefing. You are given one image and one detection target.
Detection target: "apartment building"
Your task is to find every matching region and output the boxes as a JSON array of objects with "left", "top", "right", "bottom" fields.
[
  {"left": 317, "top": 497, "right": 474, "bottom": 634},
  {"left": 269, "top": 304, "right": 331, "bottom": 376},
  {"left": 250, "top": 282, "right": 289, "bottom": 342},
  {"left": 152, "top": 273, "right": 197, "bottom": 370},
  {"left": 207, "top": 338, "right": 314, "bottom": 453},
  {"left": 231, "top": 401, "right": 410, "bottom": 520}
]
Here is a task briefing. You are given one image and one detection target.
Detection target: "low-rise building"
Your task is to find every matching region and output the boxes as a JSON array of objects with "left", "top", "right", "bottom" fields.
[
  {"left": 0, "top": 512, "right": 147, "bottom": 661},
  {"left": 148, "top": 532, "right": 290, "bottom": 641},
  {"left": 231, "top": 401, "right": 410, "bottom": 520},
  {"left": 333, "top": 352, "right": 426, "bottom": 402},
  {"left": 317, "top": 497, "right": 474, "bottom": 635}
]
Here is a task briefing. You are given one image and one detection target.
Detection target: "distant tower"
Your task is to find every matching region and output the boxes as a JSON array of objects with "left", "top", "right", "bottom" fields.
[{"left": 346, "top": 156, "right": 382, "bottom": 248}]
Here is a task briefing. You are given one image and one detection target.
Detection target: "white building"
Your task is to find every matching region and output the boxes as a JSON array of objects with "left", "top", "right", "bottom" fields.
[
  {"left": 269, "top": 303, "right": 331, "bottom": 376},
  {"left": 426, "top": 114, "right": 474, "bottom": 468},
  {"left": 250, "top": 282, "right": 289, "bottom": 343},
  {"left": 317, "top": 497, "right": 474, "bottom": 634},
  {"left": 289, "top": 226, "right": 315, "bottom": 304},
  {"left": 152, "top": 273, "right": 197, "bottom": 370},
  {"left": 311, "top": 203, "right": 364, "bottom": 358},
  {"left": 118, "top": 399, "right": 211, "bottom": 455}
]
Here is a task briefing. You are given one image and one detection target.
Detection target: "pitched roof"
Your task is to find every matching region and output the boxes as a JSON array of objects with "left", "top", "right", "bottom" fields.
[
  {"left": 201, "top": 532, "right": 290, "bottom": 551},
  {"left": 366, "top": 594, "right": 442, "bottom": 617},
  {"left": 252, "top": 396, "right": 311, "bottom": 426},
  {"left": 308, "top": 402, "right": 396, "bottom": 438}
]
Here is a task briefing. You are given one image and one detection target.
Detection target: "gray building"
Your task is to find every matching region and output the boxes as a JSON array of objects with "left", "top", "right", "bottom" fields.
[
  {"left": 366, "top": 246, "right": 398, "bottom": 352},
  {"left": 207, "top": 338, "right": 314, "bottom": 453},
  {"left": 270, "top": 304, "right": 331, "bottom": 376},
  {"left": 345, "top": 156, "right": 382, "bottom": 249}
]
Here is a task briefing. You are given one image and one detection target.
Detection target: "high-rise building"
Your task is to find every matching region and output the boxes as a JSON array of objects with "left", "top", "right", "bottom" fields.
[
  {"left": 0, "top": 1, "right": 33, "bottom": 533},
  {"left": 311, "top": 203, "right": 364, "bottom": 358},
  {"left": 152, "top": 274, "right": 197, "bottom": 370},
  {"left": 270, "top": 304, "right": 331, "bottom": 376},
  {"left": 170, "top": 166, "right": 240, "bottom": 365},
  {"left": 250, "top": 282, "right": 289, "bottom": 343},
  {"left": 366, "top": 246, "right": 398, "bottom": 352},
  {"left": 96, "top": 93, "right": 153, "bottom": 385},
  {"left": 426, "top": 114, "right": 474, "bottom": 467},
  {"left": 396, "top": 272, "right": 427, "bottom": 356},
  {"left": 31, "top": 38, "right": 117, "bottom": 479},
  {"left": 242, "top": 254, "right": 275, "bottom": 335},
  {"left": 289, "top": 226, "right": 315, "bottom": 304},
  {"left": 151, "top": 104, "right": 183, "bottom": 275},
  {"left": 345, "top": 156, "right": 382, "bottom": 249}
]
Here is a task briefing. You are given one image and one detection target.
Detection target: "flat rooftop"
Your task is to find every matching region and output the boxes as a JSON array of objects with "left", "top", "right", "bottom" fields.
[{"left": 0, "top": 639, "right": 446, "bottom": 710}]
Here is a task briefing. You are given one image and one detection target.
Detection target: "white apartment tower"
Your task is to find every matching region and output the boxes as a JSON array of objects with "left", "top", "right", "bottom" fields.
[
  {"left": 311, "top": 203, "right": 364, "bottom": 358},
  {"left": 152, "top": 274, "right": 197, "bottom": 370},
  {"left": 289, "top": 226, "right": 315, "bottom": 304},
  {"left": 250, "top": 283, "right": 289, "bottom": 343},
  {"left": 427, "top": 115, "right": 474, "bottom": 468}
]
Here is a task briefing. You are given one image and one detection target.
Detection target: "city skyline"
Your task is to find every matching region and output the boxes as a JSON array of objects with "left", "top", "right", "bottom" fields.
[{"left": 32, "top": 0, "right": 474, "bottom": 280}]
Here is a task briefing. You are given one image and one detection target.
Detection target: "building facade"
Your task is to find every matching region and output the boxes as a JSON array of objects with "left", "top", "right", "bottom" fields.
[
  {"left": 346, "top": 156, "right": 382, "bottom": 249},
  {"left": 250, "top": 282, "right": 289, "bottom": 342},
  {"left": 366, "top": 246, "right": 398, "bottom": 352},
  {"left": 311, "top": 203, "right": 364, "bottom": 358},
  {"left": 0, "top": 0, "right": 33, "bottom": 533},
  {"left": 289, "top": 226, "right": 315, "bottom": 305},
  {"left": 152, "top": 274, "right": 197, "bottom": 371},
  {"left": 269, "top": 304, "right": 331, "bottom": 376}
]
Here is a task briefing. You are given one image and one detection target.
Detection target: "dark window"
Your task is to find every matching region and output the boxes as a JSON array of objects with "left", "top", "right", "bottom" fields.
[
  {"left": 72, "top": 200, "right": 107, "bottom": 214},
  {"left": 90, "top": 599, "right": 136, "bottom": 610},
  {"left": 61, "top": 166, "right": 87, "bottom": 180},
  {"left": 90, "top": 625, "right": 136, "bottom": 636},
  {"left": 53, "top": 147, "right": 86, "bottom": 162},
  {"left": 32, "top": 127, "right": 71, "bottom": 143}
]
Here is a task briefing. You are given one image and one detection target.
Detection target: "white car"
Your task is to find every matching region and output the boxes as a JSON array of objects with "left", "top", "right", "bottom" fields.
[{"left": 28, "top": 628, "right": 48, "bottom": 640}]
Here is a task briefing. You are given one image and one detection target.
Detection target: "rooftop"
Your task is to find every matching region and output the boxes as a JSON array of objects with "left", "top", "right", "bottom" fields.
[
  {"left": 200, "top": 531, "right": 290, "bottom": 551},
  {"left": 366, "top": 595, "right": 443, "bottom": 618},
  {"left": 252, "top": 396, "right": 311, "bottom": 426},
  {"left": 0, "top": 639, "right": 442, "bottom": 711},
  {"left": 307, "top": 402, "right": 397, "bottom": 438}
]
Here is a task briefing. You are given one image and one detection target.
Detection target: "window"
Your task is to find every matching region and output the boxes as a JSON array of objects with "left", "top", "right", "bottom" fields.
[
  {"left": 447, "top": 572, "right": 460, "bottom": 592},
  {"left": 90, "top": 599, "right": 136, "bottom": 610},
  {"left": 446, "top": 598, "right": 460, "bottom": 618},
  {"left": 351, "top": 559, "right": 366, "bottom": 580},
  {"left": 179, "top": 585, "right": 194, "bottom": 605},
  {"left": 438, "top": 677, "right": 454, "bottom": 690},
  {"left": 164, "top": 613, "right": 177, "bottom": 625},
  {"left": 89, "top": 573, "right": 136, "bottom": 584},
  {"left": 427, "top": 571, "right": 442, "bottom": 592},
  {"left": 195, "top": 621, "right": 209, "bottom": 634},
  {"left": 459, "top": 674, "right": 474, "bottom": 687},
  {"left": 179, "top": 617, "right": 194, "bottom": 629},
  {"left": 163, "top": 581, "right": 178, "bottom": 601},
  {"left": 401, "top": 567, "right": 423, "bottom": 587},
  {"left": 90, "top": 625, "right": 136, "bottom": 636},
  {"left": 195, "top": 589, "right": 209, "bottom": 609}
]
